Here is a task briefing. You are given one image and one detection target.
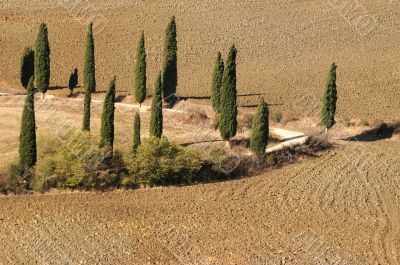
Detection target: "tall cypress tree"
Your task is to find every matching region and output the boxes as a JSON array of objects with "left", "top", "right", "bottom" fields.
[
  {"left": 150, "top": 72, "right": 163, "bottom": 138},
  {"left": 219, "top": 45, "right": 238, "bottom": 141},
  {"left": 84, "top": 22, "right": 96, "bottom": 93},
  {"left": 134, "top": 31, "right": 147, "bottom": 106},
  {"left": 162, "top": 16, "right": 178, "bottom": 105},
  {"left": 211, "top": 52, "right": 224, "bottom": 113},
  {"left": 82, "top": 80, "right": 91, "bottom": 131},
  {"left": 34, "top": 23, "right": 50, "bottom": 97},
  {"left": 250, "top": 97, "right": 269, "bottom": 154},
  {"left": 19, "top": 77, "right": 37, "bottom": 168},
  {"left": 100, "top": 77, "right": 116, "bottom": 151},
  {"left": 20, "top": 47, "right": 35, "bottom": 89},
  {"left": 133, "top": 112, "right": 141, "bottom": 152},
  {"left": 321, "top": 63, "right": 338, "bottom": 130}
]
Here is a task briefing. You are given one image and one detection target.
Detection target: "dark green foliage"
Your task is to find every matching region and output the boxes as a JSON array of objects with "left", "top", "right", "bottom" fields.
[
  {"left": 84, "top": 22, "right": 96, "bottom": 93},
  {"left": 20, "top": 47, "right": 35, "bottom": 89},
  {"left": 134, "top": 31, "right": 147, "bottom": 105},
  {"left": 68, "top": 68, "right": 78, "bottom": 95},
  {"left": 321, "top": 63, "right": 338, "bottom": 129},
  {"left": 211, "top": 52, "right": 224, "bottom": 113},
  {"left": 162, "top": 16, "right": 178, "bottom": 105},
  {"left": 150, "top": 72, "right": 163, "bottom": 138},
  {"left": 82, "top": 78, "right": 91, "bottom": 131},
  {"left": 219, "top": 45, "right": 238, "bottom": 141},
  {"left": 34, "top": 23, "right": 51, "bottom": 95},
  {"left": 19, "top": 77, "right": 37, "bottom": 168},
  {"left": 250, "top": 97, "right": 269, "bottom": 154},
  {"left": 100, "top": 77, "right": 116, "bottom": 151},
  {"left": 133, "top": 112, "right": 141, "bottom": 152}
]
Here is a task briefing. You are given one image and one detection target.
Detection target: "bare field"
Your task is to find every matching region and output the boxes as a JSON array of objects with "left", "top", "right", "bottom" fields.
[
  {"left": 1, "top": 0, "right": 400, "bottom": 120},
  {"left": 0, "top": 141, "right": 399, "bottom": 264}
]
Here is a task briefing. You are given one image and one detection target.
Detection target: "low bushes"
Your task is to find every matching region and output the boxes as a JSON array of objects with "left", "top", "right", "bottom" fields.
[{"left": 124, "top": 137, "right": 203, "bottom": 186}]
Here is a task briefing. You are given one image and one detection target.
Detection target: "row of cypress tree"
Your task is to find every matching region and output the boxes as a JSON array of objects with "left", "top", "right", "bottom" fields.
[
  {"left": 18, "top": 17, "right": 338, "bottom": 170},
  {"left": 210, "top": 47, "right": 337, "bottom": 153}
]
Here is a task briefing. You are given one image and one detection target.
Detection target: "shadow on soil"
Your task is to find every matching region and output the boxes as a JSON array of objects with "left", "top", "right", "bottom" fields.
[{"left": 344, "top": 123, "right": 399, "bottom": 142}]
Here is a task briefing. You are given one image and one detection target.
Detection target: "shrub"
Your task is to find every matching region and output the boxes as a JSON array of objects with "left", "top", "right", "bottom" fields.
[
  {"left": 33, "top": 133, "right": 111, "bottom": 191},
  {"left": 271, "top": 111, "right": 282, "bottom": 123},
  {"left": 238, "top": 113, "right": 253, "bottom": 131},
  {"left": 130, "top": 137, "right": 203, "bottom": 186}
]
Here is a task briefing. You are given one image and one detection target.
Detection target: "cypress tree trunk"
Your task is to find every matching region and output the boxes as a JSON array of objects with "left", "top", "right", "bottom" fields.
[
  {"left": 162, "top": 16, "right": 178, "bottom": 106},
  {"left": 84, "top": 23, "right": 96, "bottom": 93},
  {"left": 134, "top": 31, "right": 147, "bottom": 106},
  {"left": 211, "top": 52, "right": 224, "bottom": 113},
  {"left": 250, "top": 97, "right": 269, "bottom": 154},
  {"left": 219, "top": 45, "right": 238, "bottom": 141},
  {"left": 20, "top": 47, "right": 35, "bottom": 89},
  {"left": 34, "top": 23, "right": 50, "bottom": 98},
  {"left": 82, "top": 81, "right": 91, "bottom": 131},
  {"left": 19, "top": 77, "right": 37, "bottom": 168},
  {"left": 100, "top": 77, "right": 116, "bottom": 151},
  {"left": 150, "top": 72, "right": 163, "bottom": 138},
  {"left": 133, "top": 112, "right": 141, "bottom": 152},
  {"left": 321, "top": 63, "right": 338, "bottom": 130}
]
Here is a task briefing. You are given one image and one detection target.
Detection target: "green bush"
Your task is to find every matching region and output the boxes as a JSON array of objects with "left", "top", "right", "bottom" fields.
[
  {"left": 33, "top": 132, "right": 112, "bottom": 191},
  {"left": 129, "top": 137, "right": 203, "bottom": 186}
]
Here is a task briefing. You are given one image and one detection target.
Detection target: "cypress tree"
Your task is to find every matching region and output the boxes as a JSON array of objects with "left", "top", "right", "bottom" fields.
[
  {"left": 219, "top": 45, "right": 238, "bottom": 141},
  {"left": 133, "top": 112, "right": 141, "bottom": 152},
  {"left": 68, "top": 68, "right": 78, "bottom": 96},
  {"left": 100, "top": 77, "right": 116, "bottom": 151},
  {"left": 162, "top": 16, "right": 178, "bottom": 105},
  {"left": 250, "top": 97, "right": 269, "bottom": 154},
  {"left": 82, "top": 77, "right": 91, "bottom": 131},
  {"left": 211, "top": 52, "right": 224, "bottom": 113},
  {"left": 19, "top": 76, "right": 37, "bottom": 168},
  {"left": 321, "top": 63, "right": 338, "bottom": 130},
  {"left": 84, "top": 22, "right": 96, "bottom": 93},
  {"left": 34, "top": 23, "right": 50, "bottom": 97},
  {"left": 150, "top": 72, "right": 163, "bottom": 138},
  {"left": 20, "top": 47, "right": 35, "bottom": 89},
  {"left": 134, "top": 31, "right": 147, "bottom": 106}
]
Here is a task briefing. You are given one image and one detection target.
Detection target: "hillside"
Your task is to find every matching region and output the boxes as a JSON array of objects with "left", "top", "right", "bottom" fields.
[{"left": 1, "top": 0, "right": 400, "bottom": 120}]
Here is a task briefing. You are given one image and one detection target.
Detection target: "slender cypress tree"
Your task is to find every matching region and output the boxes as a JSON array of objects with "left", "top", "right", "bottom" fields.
[
  {"left": 162, "top": 16, "right": 178, "bottom": 105},
  {"left": 84, "top": 22, "right": 96, "bottom": 93},
  {"left": 20, "top": 47, "right": 35, "bottom": 89},
  {"left": 250, "top": 97, "right": 269, "bottom": 154},
  {"left": 68, "top": 68, "right": 78, "bottom": 96},
  {"left": 321, "top": 63, "right": 338, "bottom": 130},
  {"left": 211, "top": 52, "right": 224, "bottom": 113},
  {"left": 219, "top": 45, "right": 238, "bottom": 141},
  {"left": 100, "top": 77, "right": 116, "bottom": 151},
  {"left": 34, "top": 23, "right": 50, "bottom": 97},
  {"left": 134, "top": 31, "right": 147, "bottom": 106},
  {"left": 19, "top": 77, "right": 37, "bottom": 168},
  {"left": 150, "top": 72, "right": 163, "bottom": 138},
  {"left": 82, "top": 77, "right": 91, "bottom": 131},
  {"left": 133, "top": 112, "right": 141, "bottom": 152}
]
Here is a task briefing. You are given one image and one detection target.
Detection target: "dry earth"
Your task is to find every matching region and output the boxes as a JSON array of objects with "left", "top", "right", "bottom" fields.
[
  {"left": 0, "top": 140, "right": 399, "bottom": 264},
  {"left": 1, "top": 0, "right": 400, "bottom": 120},
  {"left": 1, "top": 1, "right": 400, "bottom": 264}
]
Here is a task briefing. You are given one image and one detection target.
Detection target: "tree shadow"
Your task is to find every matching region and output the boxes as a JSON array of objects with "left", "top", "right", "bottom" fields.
[
  {"left": 180, "top": 139, "right": 225, "bottom": 147},
  {"left": 115, "top": 95, "right": 126, "bottom": 102},
  {"left": 344, "top": 123, "right": 396, "bottom": 142},
  {"left": 48, "top": 86, "right": 68, "bottom": 90}
]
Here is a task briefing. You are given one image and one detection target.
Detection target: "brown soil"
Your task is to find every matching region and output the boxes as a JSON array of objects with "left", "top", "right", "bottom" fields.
[
  {"left": 1, "top": 0, "right": 400, "bottom": 121},
  {"left": 1, "top": 141, "right": 399, "bottom": 264}
]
